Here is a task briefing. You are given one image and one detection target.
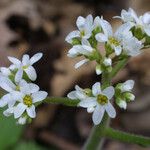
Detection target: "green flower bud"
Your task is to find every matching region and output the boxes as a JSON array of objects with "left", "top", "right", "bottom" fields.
[
  {"left": 124, "top": 92, "right": 135, "bottom": 101},
  {"left": 72, "top": 38, "right": 81, "bottom": 45}
]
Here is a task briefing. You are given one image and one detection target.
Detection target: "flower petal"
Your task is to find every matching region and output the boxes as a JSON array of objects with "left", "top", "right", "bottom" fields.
[
  {"left": 95, "top": 33, "right": 108, "bottom": 42},
  {"left": 79, "top": 98, "right": 97, "bottom": 108},
  {"left": 67, "top": 91, "right": 77, "bottom": 99},
  {"left": 3, "top": 107, "right": 14, "bottom": 117},
  {"left": 0, "top": 77, "right": 15, "bottom": 92},
  {"left": 15, "top": 69, "right": 23, "bottom": 83},
  {"left": 102, "top": 86, "right": 114, "bottom": 99},
  {"left": 8, "top": 56, "right": 21, "bottom": 66},
  {"left": 92, "top": 105, "right": 105, "bottom": 125},
  {"left": 92, "top": 82, "right": 101, "bottom": 96},
  {"left": 65, "top": 30, "right": 80, "bottom": 43},
  {"left": 26, "top": 105, "right": 36, "bottom": 118},
  {"left": 24, "top": 66, "right": 37, "bottom": 81},
  {"left": 29, "top": 83, "right": 39, "bottom": 93},
  {"left": 32, "top": 91, "right": 48, "bottom": 103},
  {"left": 0, "top": 67, "right": 11, "bottom": 76},
  {"left": 0, "top": 94, "right": 11, "bottom": 107},
  {"left": 121, "top": 80, "right": 134, "bottom": 92},
  {"left": 75, "top": 59, "right": 89, "bottom": 69},
  {"left": 14, "top": 103, "right": 27, "bottom": 119},
  {"left": 76, "top": 16, "right": 85, "bottom": 30},
  {"left": 30, "top": 53, "right": 43, "bottom": 65},
  {"left": 22, "top": 54, "right": 30, "bottom": 65},
  {"left": 105, "top": 102, "right": 116, "bottom": 118}
]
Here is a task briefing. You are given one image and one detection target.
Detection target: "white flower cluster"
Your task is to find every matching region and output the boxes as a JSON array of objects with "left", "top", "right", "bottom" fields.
[
  {"left": 0, "top": 53, "right": 48, "bottom": 125},
  {"left": 66, "top": 8, "right": 150, "bottom": 75},
  {"left": 68, "top": 82, "right": 116, "bottom": 125},
  {"left": 66, "top": 8, "right": 143, "bottom": 125},
  {"left": 115, "top": 80, "right": 135, "bottom": 109},
  {"left": 68, "top": 80, "right": 135, "bottom": 125}
]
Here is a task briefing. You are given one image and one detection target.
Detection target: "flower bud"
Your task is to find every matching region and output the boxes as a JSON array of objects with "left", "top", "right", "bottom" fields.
[
  {"left": 124, "top": 92, "right": 135, "bottom": 101},
  {"left": 96, "top": 64, "right": 102, "bottom": 75}
]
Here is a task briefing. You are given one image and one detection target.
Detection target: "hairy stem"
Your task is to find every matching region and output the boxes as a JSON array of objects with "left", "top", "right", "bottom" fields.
[
  {"left": 104, "top": 128, "right": 150, "bottom": 147},
  {"left": 44, "top": 97, "right": 79, "bottom": 106}
]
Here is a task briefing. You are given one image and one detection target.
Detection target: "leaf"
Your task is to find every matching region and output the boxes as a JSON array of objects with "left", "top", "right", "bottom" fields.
[
  {"left": 0, "top": 109, "right": 23, "bottom": 150},
  {"left": 14, "top": 141, "right": 47, "bottom": 150}
]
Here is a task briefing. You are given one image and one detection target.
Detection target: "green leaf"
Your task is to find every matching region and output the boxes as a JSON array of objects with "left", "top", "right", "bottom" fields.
[
  {"left": 14, "top": 141, "right": 48, "bottom": 150},
  {"left": 0, "top": 109, "right": 23, "bottom": 150}
]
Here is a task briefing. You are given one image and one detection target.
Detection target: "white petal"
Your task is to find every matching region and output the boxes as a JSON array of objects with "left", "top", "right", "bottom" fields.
[
  {"left": 11, "top": 91, "right": 24, "bottom": 102},
  {"left": 15, "top": 69, "right": 23, "bottom": 83},
  {"left": 87, "top": 107, "right": 95, "bottom": 113},
  {"left": 0, "top": 94, "right": 11, "bottom": 107},
  {"left": 118, "top": 100, "right": 127, "bottom": 109},
  {"left": 14, "top": 103, "right": 27, "bottom": 118},
  {"left": 0, "top": 67, "right": 11, "bottom": 76},
  {"left": 95, "top": 33, "right": 108, "bottom": 42},
  {"left": 8, "top": 56, "right": 21, "bottom": 66},
  {"left": 121, "top": 80, "right": 134, "bottom": 92},
  {"left": 103, "top": 58, "right": 112, "bottom": 66},
  {"left": 92, "top": 105, "right": 105, "bottom": 125},
  {"left": 144, "top": 25, "right": 150, "bottom": 36},
  {"left": 114, "top": 46, "right": 122, "bottom": 56},
  {"left": 0, "top": 77, "right": 15, "bottom": 92},
  {"left": 32, "top": 91, "right": 48, "bottom": 103},
  {"left": 105, "top": 102, "right": 116, "bottom": 118},
  {"left": 24, "top": 66, "right": 37, "bottom": 81},
  {"left": 29, "top": 83, "right": 39, "bottom": 93},
  {"left": 79, "top": 98, "right": 97, "bottom": 108},
  {"left": 65, "top": 30, "right": 80, "bottom": 43},
  {"left": 3, "top": 107, "right": 14, "bottom": 117},
  {"left": 67, "top": 91, "right": 77, "bottom": 99},
  {"left": 30, "top": 53, "right": 43, "bottom": 65},
  {"left": 92, "top": 82, "right": 101, "bottom": 96},
  {"left": 96, "top": 65, "right": 102, "bottom": 75},
  {"left": 102, "top": 86, "right": 114, "bottom": 99},
  {"left": 142, "top": 12, "right": 150, "bottom": 24},
  {"left": 76, "top": 16, "right": 85, "bottom": 30},
  {"left": 19, "top": 80, "right": 30, "bottom": 95},
  {"left": 75, "top": 59, "right": 89, "bottom": 69},
  {"left": 26, "top": 105, "right": 36, "bottom": 118},
  {"left": 17, "top": 117, "right": 27, "bottom": 125},
  {"left": 22, "top": 54, "right": 30, "bottom": 66}
]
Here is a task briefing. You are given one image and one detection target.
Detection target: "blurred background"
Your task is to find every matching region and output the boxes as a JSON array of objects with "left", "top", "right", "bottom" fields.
[{"left": 0, "top": 0, "right": 150, "bottom": 150}]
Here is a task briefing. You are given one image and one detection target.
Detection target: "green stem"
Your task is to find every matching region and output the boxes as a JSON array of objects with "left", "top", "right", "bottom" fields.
[
  {"left": 83, "top": 58, "right": 129, "bottom": 150},
  {"left": 44, "top": 97, "right": 79, "bottom": 107},
  {"left": 83, "top": 72, "right": 111, "bottom": 150},
  {"left": 82, "top": 114, "right": 109, "bottom": 150},
  {"left": 104, "top": 128, "right": 150, "bottom": 147},
  {"left": 110, "top": 58, "right": 128, "bottom": 78}
]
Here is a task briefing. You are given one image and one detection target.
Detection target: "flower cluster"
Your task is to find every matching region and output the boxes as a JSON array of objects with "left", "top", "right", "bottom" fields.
[
  {"left": 66, "top": 8, "right": 150, "bottom": 125},
  {"left": 115, "top": 80, "right": 135, "bottom": 109},
  {"left": 0, "top": 53, "right": 48, "bottom": 125},
  {"left": 68, "top": 83, "right": 116, "bottom": 125},
  {"left": 66, "top": 9, "right": 150, "bottom": 75}
]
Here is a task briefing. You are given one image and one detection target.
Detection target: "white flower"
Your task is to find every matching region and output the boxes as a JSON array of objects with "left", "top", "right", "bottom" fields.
[
  {"left": 117, "top": 100, "right": 127, "bottom": 109},
  {"left": 67, "top": 85, "right": 87, "bottom": 100},
  {"left": 67, "top": 39, "right": 94, "bottom": 68},
  {"left": 72, "top": 82, "right": 116, "bottom": 125},
  {"left": 9, "top": 87, "right": 48, "bottom": 119},
  {"left": 8, "top": 53, "right": 43, "bottom": 81},
  {"left": 95, "top": 17, "right": 122, "bottom": 55},
  {"left": 114, "top": 8, "right": 138, "bottom": 23},
  {"left": 65, "top": 15, "right": 93, "bottom": 43},
  {"left": 120, "top": 80, "right": 134, "bottom": 93},
  {"left": 103, "top": 58, "right": 112, "bottom": 66},
  {"left": 116, "top": 80, "right": 135, "bottom": 109},
  {"left": 115, "top": 8, "right": 150, "bottom": 36},
  {"left": 0, "top": 76, "right": 39, "bottom": 108},
  {"left": 0, "top": 67, "right": 12, "bottom": 77},
  {"left": 17, "top": 116, "right": 27, "bottom": 125}
]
